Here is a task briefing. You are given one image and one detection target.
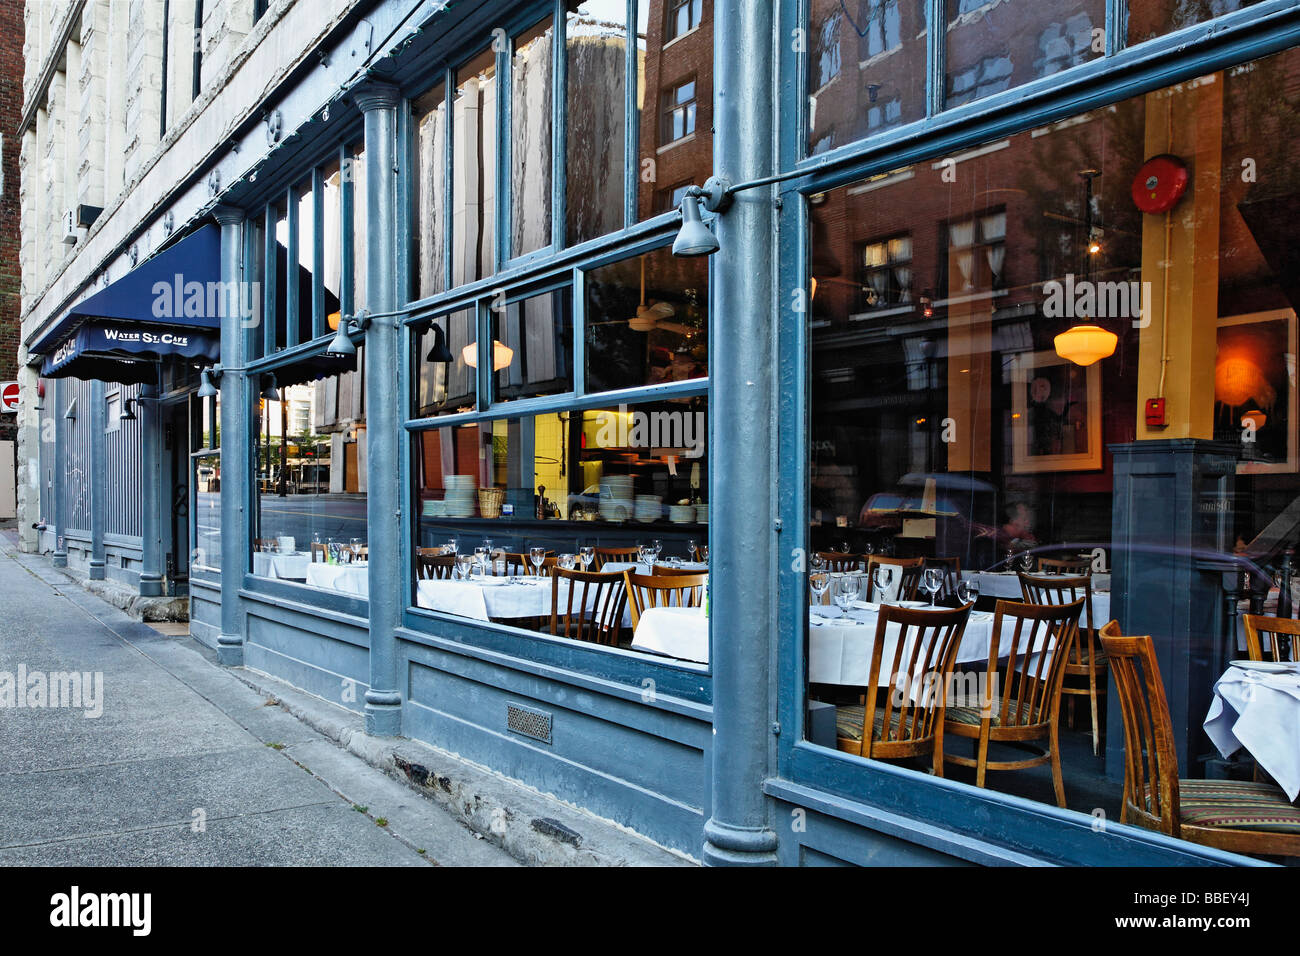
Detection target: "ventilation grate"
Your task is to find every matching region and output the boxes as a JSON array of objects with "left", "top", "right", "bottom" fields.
[{"left": 506, "top": 703, "right": 553, "bottom": 744}]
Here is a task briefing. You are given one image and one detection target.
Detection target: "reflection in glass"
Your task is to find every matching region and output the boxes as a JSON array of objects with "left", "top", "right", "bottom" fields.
[
  {"left": 296, "top": 179, "right": 314, "bottom": 343},
  {"left": 492, "top": 288, "right": 574, "bottom": 404},
  {"left": 322, "top": 159, "right": 343, "bottom": 329},
  {"left": 253, "top": 370, "right": 368, "bottom": 585},
  {"left": 807, "top": 0, "right": 927, "bottom": 155},
  {"left": 585, "top": 246, "right": 708, "bottom": 393},
  {"left": 413, "top": 83, "right": 448, "bottom": 300},
  {"left": 193, "top": 453, "right": 221, "bottom": 571},
  {"left": 454, "top": 49, "right": 498, "bottom": 284},
  {"left": 566, "top": 0, "right": 630, "bottom": 245},
  {"left": 351, "top": 144, "right": 368, "bottom": 312},
  {"left": 945, "top": 0, "right": 1104, "bottom": 109},
  {"left": 414, "top": 310, "right": 477, "bottom": 418},
  {"left": 637, "top": 0, "right": 712, "bottom": 221},
  {"left": 1128, "top": 0, "right": 1263, "bottom": 46},
  {"left": 513, "top": 17, "right": 555, "bottom": 258}
]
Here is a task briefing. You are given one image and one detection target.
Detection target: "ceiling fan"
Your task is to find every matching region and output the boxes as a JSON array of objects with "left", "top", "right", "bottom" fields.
[{"left": 627, "top": 256, "right": 676, "bottom": 332}]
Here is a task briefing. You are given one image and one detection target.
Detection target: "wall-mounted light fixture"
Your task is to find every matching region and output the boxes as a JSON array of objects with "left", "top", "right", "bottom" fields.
[
  {"left": 196, "top": 367, "right": 221, "bottom": 399},
  {"left": 119, "top": 398, "right": 138, "bottom": 421},
  {"left": 260, "top": 373, "right": 280, "bottom": 401},
  {"left": 326, "top": 309, "right": 372, "bottom": 357}
]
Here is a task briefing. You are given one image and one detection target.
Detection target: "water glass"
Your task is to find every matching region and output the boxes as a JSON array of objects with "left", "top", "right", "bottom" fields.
[
  {"left": 923, "top": 567, "right": 943, "bottom": 607},
  {"left": 529, "top": 547, "right": 547, "bottom": 575},
  {"left": 579, "top": 546, "right": 595, "bottom": 570},
  {"left": 833, "top": 574, "right": 861, "bottom": 615},
  {"left": 558, "top": 553, "right": 577, "bottom": 571},
  {"left": 873, "top": 565, "right": 895, "bottom": 603},
  {"left": 957, "top": 578, "right": 981, "bottom": 605}
]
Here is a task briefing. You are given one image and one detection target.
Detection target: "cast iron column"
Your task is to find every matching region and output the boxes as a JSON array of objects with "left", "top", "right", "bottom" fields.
[
  {"left": 702, "top": 0, "right": 779, "bottom": 865},
  {"left": 138, "top": 381, "right": 164, "bottom": 596},
  {"left": 51, "top": 377, "right": 67, "bottom": 567},
  {"left": 88, "top": 379, "right": 107, "bottom": 580},
  {"left": 215, "top": 206, "right": 248, "bottom": 666},
  {"left": 355, "top": 81, "right": 403, "bottom": 736}
]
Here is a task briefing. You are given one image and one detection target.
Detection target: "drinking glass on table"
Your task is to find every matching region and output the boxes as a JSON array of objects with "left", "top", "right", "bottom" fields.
[
  {"left": 637, "top": 544, "right": 654, "bottom": 572},
  {"left": 698, "top": 544, "right": 709, "bottom": 563},
  {"left": 1020, "top": 551, "right": 1035, "bottom": 573},
  {"left": 350, "top": 538, "right": 364, "bottom": 562},
  {"left": 456, "top": 554, "right": 475, "bottom": 580},
  {"left": 651, "top": 539, "right": 663, "bottom": 563},
  {"left": 558, "top": 553, "right": 577, "bottom": 571},
  {"left": 687, "top": 539, "right": 697, "bottom": 562},
  {"left": 873, "top": 565, "right": 895, "bottom": 603},
  {"left": 579, "top": 546, "right": 595, "bottom": 570},
  {"left": 529, "top": 547, "right": 547, "bottom": 575},
  {"left": 833, "top": 574, "right": 861, "bottom": 616},
  {"left": 474, "top": 546, "right": 490, "bottom": 573},
  {"left": 957, "top": 578, "right": 981, "bottom": 606},
  {"left": 923, "top": 567, "right": 944, "bottom": 607},
  {"left": 809, "top": 567, "right": 830, "bottom": 610},
  {"left": 447, "top": 538, "right": 459, "bottom": 556}
]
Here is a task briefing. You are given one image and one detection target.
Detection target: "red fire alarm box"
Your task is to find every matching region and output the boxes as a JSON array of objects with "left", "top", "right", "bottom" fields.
[{"left": 1145, "top": 397, "right": 1167, "bottom": 427}]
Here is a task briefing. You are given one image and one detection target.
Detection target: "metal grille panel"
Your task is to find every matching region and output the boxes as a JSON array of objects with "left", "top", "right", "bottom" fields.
[{"left": 506, "top": 703, "right": 552, "bottom": 744}]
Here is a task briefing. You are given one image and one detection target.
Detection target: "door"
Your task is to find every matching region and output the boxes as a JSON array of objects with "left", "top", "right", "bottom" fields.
[{"left": 162, "top": 400, "right": 192, "bottom": 596}]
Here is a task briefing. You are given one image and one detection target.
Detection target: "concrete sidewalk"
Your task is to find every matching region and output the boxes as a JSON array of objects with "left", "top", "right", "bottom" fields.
[{"left": 0, "top": 537, "right": 513, "bottom": 866}]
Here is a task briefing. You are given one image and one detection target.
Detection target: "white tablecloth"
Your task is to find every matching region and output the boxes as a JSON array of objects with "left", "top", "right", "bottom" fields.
[
  {"left": 808, "top": 605, "right": 1056, "bottom": 686},
  {"left": 253, "top": 550, "right": 313, "bottom": 580},
  {"left": 416, "top": 576, "right": 632, "bottom": 623},
  {"left": 1204, "top": 663, "right": 1300, "bottom": 801},
  {"left": 631, "top": 607, "right": 709, "bottom": 664},
  {"left": 305, "top": 562, "right": 369, "bottom": 597}
]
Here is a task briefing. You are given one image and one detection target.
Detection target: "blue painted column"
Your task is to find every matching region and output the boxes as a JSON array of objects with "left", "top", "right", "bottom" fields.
[
  {"left": 214, "top": 206, "right": 249, "bottom": 666},
  {"left": 702, "top": 0, "right": 779, "bottom": 865},
  {"left": 51, "top": 377, "right": 67, "bottom": 568},
  {"left": 354, "top": 81, "right": 403, "bottom": 736},
  {"left": 138, "top": 381, "right": 164, "bottom": 596},
  {"left": 88, "top": 379, "right": 107, "bottom": 580}
]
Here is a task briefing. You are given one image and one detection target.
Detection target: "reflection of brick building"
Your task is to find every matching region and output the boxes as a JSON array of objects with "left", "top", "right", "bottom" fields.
[{"left": 639, "top": 0, "right": 714, "bottom": 218}]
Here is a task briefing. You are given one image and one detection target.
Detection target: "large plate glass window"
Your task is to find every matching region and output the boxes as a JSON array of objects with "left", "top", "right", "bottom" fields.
[
  {"left": 804, "top": 45, "right": 1300, "bottom": 861},
  {"left": 512, "top": 15, "right": 556, "bottom": 259},
  {"left": 1129, "top": 1, "right": 1265, "bottom": 46},
  {"left": 413, "top": 82, "right": 449, "bottom": 300},
  {"left": 454, "top": 49, "right": 499, "bottom": 285}
]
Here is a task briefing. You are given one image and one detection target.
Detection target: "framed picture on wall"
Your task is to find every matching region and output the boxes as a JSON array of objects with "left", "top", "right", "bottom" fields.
[
  {"left": 1215, "top": 308, "right": 1298, "bottom": 475},
  {"left": 1010, "top": 349, "right": 1103, "bottom": 474}
]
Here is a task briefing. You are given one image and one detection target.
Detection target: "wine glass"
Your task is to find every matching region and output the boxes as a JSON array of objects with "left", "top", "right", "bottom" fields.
[
  {"left": 1020, "top": 551, "right": 1035, "bottom": 573},
  {"left": 579, "top": 546, "right": 595, "bottom": 570},
  {"left": 637, "top": 544, "right": 654, "bottom": 572},
  {"left": 809, "top": 562, "right": 830, "bottom": 611},
  {"left": 873, "top": 565, "right": 895, "bottom": 604},
  {"left": 957, "top": 578, "right": 981, "bottom": 605},
  {"left": 350, "top": 537, "right": 363, "bottom": 562},
  {"left": 687, "top": 539, "right": 697, "bottom": 562},
  {"left": 698, "top": 544, "right": 709, "bottom": 563},
  {"left": 833, "top": 574, "right": 861, "bottom": 617},
  {"left": 651, "top": 539, "right": 663, "bottom": 564},
  {"left": 456, "top": 553, "right": 475, "bottom": 580},
  {"left": 530, "top": 546, "right": 547, "bottom": 576},
  {"left": 447, "top": 538, "right": 459, "bottom": 556},
  {"left": 558, "top": 553, "right": 577, "bottom": 571},
  {"left": 863, "top": 542, "right": 875, "bottom": 559},
  {"left": 474, "top": 546, "right": 490, "bottom": 574},
  {"left": 923, "top": 567, "right": 943, "bottom": 607}
]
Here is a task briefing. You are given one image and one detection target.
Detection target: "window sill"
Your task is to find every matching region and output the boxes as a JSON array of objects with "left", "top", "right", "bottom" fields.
[{"left": 657, "top": 133, "right": 697, "bottom": 155}]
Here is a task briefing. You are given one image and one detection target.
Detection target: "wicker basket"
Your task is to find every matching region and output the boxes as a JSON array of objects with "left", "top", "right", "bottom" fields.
[{"left": 478, "top": 487, "right": 506, "bottom": 519}]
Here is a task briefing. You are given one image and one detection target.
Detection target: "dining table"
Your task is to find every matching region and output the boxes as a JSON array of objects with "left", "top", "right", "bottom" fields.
[
  {"left": 961, "top": 570, "right": 1111, "bottom": 623},
  {"left": 305, "top": 562, "right": 370, "bottom": 597},
  {"left": 1203, "top": 660, "right": 1300, "bottom": 801},
  {"left": 253, "top": 550, "right": 314, "bottom": 581}
]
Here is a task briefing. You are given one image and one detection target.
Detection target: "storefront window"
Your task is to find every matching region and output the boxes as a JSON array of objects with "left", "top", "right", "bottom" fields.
[
  {"left": 411, "top": 395, "right": 708, "bottom": 658},
  {"left": 807, "top": 0, "right": 927, "bottom": 155},
  {"left": 491, "top": 286, "right": 574, "bottom": 404},
  {"left": 413, "top": 309, "right": 477, "bottom": 418},
  {"left": 565, "top": 0, "right": 632, "bottom": 246},
  {"left": 638, "top": 0, "right": 712, "bottom": 221},
  {"left": 413, "top": 82, "right": 448, "bottom": 300},
  {"left": 584, "top": 245, "right": 708, "bottom": 393},
  {"left": 945, "top": 0, "right": 1105, "bottom": 108},
  {"left": 454, "top": 49, "right": 498, "bottom": 285},
  {"left": 805, "top": 45, "right": 1300, "bottom": 857},
  {"left": 251, "top": 369, "right": 368, "bottom": 593},
  {"left": 193, "top": 453, "right": 222, "bottom": 572},
  {"left": 512, "top": 16, "right": 555, "bottom": 258}
]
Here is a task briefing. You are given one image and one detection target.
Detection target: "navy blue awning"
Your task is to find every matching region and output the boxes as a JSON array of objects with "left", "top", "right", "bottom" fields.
[
  {"left": 30, "top": 224, "right": 224, "bottom": 360},
  {"left": 40, "top": 321, "right": 220, "bottom": 385}
]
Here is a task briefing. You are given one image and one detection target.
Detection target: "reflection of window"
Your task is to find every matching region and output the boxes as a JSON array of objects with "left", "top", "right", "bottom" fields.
[
  {"left": 655, "top": 181, "right": 693, "bottom": 214},
  {"left": 947, "top": 54, "right": 1014, "bottom": 106},
  {"left": 810, "top": 133, "right": 834, "bottom": 156},
  {"left": 1036, "top": 14, "right": 1094, "bottom": 76},
  {"left": 857, "top": 235, "right": 913, "bottom": 311},
  {"left": 947, "top": 211, "right": 1007, "bottom": 291},
  {"left": 667, "top": 0, "right": 703, "bottom": 41},
  {"left": 867, "top": 96, "right": 903, "bottom": 132},
  {"left": 661, "top": 78, "right": 697, "bottom": 145},
  {"left": 864, "top": 0, "right": 903, "bottom": 58},
  {"left": 813, "top": 12, "right": 841, "bottom": 89}
]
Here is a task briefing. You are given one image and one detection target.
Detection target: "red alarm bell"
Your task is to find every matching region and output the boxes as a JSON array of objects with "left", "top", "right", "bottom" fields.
[{"left": 1132, "top": 154, "right": 1189, "bottom": 215}]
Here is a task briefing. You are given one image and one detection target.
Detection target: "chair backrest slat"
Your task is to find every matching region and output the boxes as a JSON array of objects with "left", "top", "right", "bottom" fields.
[
  {"left": 623, "top": 571, "right": 707, "bottom": 629},
  {"left": 985, "top": 598, "right": 1082, "bottom": 729},
  {"left": 1243, "top": 613, "right": 1300, "bottom": 663}
]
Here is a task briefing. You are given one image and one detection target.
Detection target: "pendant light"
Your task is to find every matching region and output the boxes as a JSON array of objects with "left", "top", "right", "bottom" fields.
[
  {"left": 462, "top": 340, "right": 514, "bottom": 371},
  {"left": 1055, "top": 170, "right": 1117, "bottom": 367}
]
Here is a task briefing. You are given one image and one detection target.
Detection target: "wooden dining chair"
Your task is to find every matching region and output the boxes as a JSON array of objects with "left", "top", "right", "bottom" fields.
[
  {"left": 1243, "top": 614, "right": 1300, "bottom": 663},
  {"left": 310, "top": 542, "right": 327, "bottom": 563},
  {"left": 816, "top": 551, "right": 862, "bottom": 573},
  {"left": 834, "top": 603, "right": 974, "bottom": 775},
  {"left": 924, "top": 556, "right": 962, "bottom": 604},
  {"left": 1100, "top": 624, "right": 1300, "bottom": 857},
  {"left": 505, "top": 552, "right": 556, "bottom": 576},
  {"left": 1037, "top": 555, "right": 1093, "bottom": 576},
  {"left": 623, "top": 571, "right": 707, "bottom": 629},
  {"left": 1019, "top": 571, "right": 1106, "bottom": 755},
  {"left": 416, "top": 552, "right": 456, "bottom": 580},
  {"left": 593, "top": 547, "right": 640, "bottom": 570},
  {"left": 255, "top": 538, "right": 278, "bottom": 552},
  {"left": 550, "top": 569, "right": 628, "bottom": 646},
  {"left": 865, "top": 555, "right": 924, "bottom": 602},
  {"left": 943, "top": 598, "right": 1083, "bottom": 808},
  {"left": 652, "top": 564, "right": 707, "bottom": 576}
]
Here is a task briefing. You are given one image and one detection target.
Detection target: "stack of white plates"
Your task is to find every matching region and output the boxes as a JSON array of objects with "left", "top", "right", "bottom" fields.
[
  {"left": 599, "top": 476, "right": 634, "bottom": 522},
  {"left": 695, "top": 503, "right": 708, "bottom": 524},
  {"left": 422, "top": 499, "right": 446, "bottom": 518},
  {"left": 669, "top": 504, "right": 695, "bottom": 524},
  {"left": 635, "top": 494, "right": 662, "bottom": 523},
  {"left": 444, "top": 475, "right": 477, "bottom": 517}
]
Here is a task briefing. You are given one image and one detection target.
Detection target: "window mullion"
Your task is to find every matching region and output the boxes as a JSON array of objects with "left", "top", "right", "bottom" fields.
[
  {"left": 340, "top": 144, "right": 354, "bottom": 317},
  {"left": 624, "top": 0, "right": 639, "bottom": 228},
  {"left": 927, "top": 0, "right": 944, "bottom": 117},
  {"left": 551, "top": 0, "right": 567, "bottom": 252},
  {"left": 285, "top": 186, "right": 300, "bottom": 349},
  {"left": 312, "top": 165, "right": 326, "bottom": 340},
  {"left": 262, "top": 205, "right": 277, "bottom": 357}
]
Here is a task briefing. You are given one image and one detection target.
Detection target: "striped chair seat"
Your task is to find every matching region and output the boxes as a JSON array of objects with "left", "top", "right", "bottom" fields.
[
  {"left": 945, "top": 695, "right": 1043, "bottom": 727},
  {"left": 835, "top": 704, "right": 924, "bottom": 743},
  {"left": 1159, "top": 780, "right": 1300, "bottom": 835}
]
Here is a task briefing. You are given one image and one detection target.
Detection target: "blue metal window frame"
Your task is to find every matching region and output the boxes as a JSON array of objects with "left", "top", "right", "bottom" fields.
[
  {"left": 773, "top": 0, "right": 1300, "bottom": 865},
  {"left": 396, "top": 1, "right": 716, "bottom": 704}
]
